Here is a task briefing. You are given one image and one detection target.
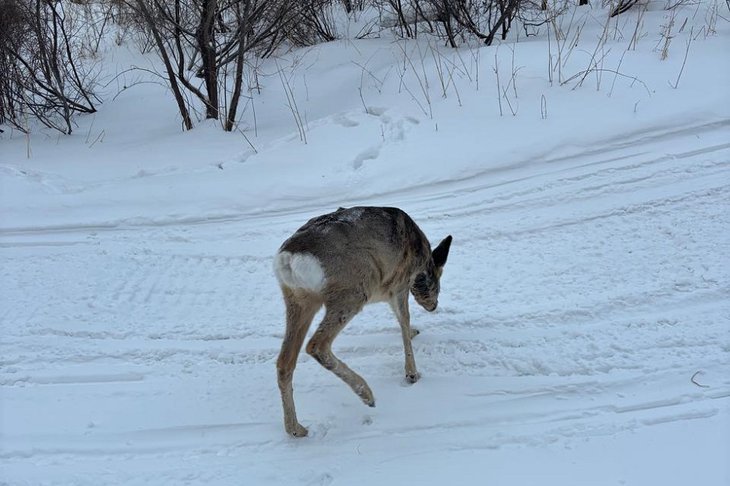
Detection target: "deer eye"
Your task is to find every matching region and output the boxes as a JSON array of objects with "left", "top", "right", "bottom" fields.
[{"left": 413, "top": 272, "right": 430, "bottom": 293}]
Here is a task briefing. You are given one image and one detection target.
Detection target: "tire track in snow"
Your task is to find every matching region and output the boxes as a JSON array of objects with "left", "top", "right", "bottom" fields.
[
  {"left": 1, "top": 117, "right": 729, "bottom": 477},
  {"left": 1, "top": 119, "right": 727, "bottom": 237}
]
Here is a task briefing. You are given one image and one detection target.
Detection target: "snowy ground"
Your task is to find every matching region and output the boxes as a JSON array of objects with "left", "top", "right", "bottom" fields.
[{"left": 1, "top": 2, "right": 729, "bottom": 485}]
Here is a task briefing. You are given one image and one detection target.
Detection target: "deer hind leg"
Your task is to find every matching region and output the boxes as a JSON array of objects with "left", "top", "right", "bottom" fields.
[
  {"left": 277, "top": 287, "right": 322, "bottom": 438},
  {"left": 306, "top": 293, "right": 375, "bottom": 407},
  {"left": 389, "top": 290, "right": 420, "bottom": 384}
]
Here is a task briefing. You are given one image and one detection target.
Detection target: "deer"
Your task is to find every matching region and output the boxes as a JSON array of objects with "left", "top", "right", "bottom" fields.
[{"left": 273, "top": 206, "right": 452, "bottom": 437}]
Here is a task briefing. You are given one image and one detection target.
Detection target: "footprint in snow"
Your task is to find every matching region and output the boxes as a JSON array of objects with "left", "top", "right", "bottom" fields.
[{"left": 353, "top": 147, "right": 380, "bottom": 169}]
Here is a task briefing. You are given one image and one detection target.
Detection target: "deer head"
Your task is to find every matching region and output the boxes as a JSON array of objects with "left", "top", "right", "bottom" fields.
[{"left": 410, "top": 235, "right": 452, "bottom": 312}]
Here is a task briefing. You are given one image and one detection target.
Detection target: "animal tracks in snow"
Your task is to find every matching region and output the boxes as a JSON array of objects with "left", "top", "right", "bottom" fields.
[
  {"left": 350, "top": 109, "right": 419, "bottom": 169},
  {"left": 352, "top": 147, "right": 380, "bottom": 169}
]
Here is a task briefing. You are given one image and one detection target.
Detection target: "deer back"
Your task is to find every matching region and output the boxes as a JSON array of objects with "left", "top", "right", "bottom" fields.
[{"left": 275, "top": 207, "right": 435, "bottom": 303}]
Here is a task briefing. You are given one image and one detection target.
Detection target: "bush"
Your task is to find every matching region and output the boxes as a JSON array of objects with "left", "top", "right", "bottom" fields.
[{"left": 0, "top": 0, "right": 98, "bottom": 134}]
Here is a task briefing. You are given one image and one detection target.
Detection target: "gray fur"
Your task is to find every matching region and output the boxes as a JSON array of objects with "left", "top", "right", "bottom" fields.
[{"left": 274, "top": 206, "right": 452, "bottom": 437}]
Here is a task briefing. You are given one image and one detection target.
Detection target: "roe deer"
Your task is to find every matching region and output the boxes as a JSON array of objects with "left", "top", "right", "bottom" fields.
[{"left": 273, "top": 206, "right": 452, "bottom": 437}]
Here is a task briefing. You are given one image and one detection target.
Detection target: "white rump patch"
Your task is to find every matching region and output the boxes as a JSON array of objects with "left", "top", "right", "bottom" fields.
[{"left": 274, "top": 251, "right": 326, "bottom": 292}]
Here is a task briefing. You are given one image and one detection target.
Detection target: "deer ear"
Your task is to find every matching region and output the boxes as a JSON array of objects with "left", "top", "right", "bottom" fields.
[{"left": 432, "top": 235, "right": 452, "bottom": 268}]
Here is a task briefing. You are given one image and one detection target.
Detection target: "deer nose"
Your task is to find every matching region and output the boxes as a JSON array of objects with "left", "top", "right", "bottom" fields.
[{"left": 428, "top": 301, "right": 438, "bottom": 312}]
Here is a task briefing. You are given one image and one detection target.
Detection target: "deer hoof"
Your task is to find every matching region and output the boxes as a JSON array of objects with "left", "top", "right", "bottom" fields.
[
  {"left": 355, "top": 382, "right": 375, "bottom": 407},
  {"left": 410, "top": 328, "right": 420, "bottom": 339},
  {"left": 288, "top": 423, "right": 309, "bottom": 438},
  {"left": 361, "top": 392, "right": 376, "bottom": 408},
  {"left": 406, "top": 372, "right": 421, "bottom": 384},
  {"left": 359, "top": 393, "right": 375, "bottom": 407}
]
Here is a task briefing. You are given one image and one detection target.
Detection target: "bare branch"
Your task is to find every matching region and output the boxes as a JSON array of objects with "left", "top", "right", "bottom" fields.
[{"left": 691, "top": 371, "right": 710, "bottom": 388}]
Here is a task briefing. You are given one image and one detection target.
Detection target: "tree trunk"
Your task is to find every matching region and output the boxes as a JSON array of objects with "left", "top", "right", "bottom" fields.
[
  {"left": 484, "top": 0, "right": 518, "bottom": 45},
  {"left": 134, "top": 0, "right": 193, "bottom": 130},
  {"left": 225, "top": 0, "right": 249, "bottom": 131},
  {"left": 197, "top": 0, "right": 219, "bottom": 120}
]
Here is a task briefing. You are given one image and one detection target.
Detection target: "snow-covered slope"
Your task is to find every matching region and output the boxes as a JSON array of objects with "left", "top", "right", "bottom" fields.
[{"left": 1, "top": 2, "right": 729, "bottom": 485}]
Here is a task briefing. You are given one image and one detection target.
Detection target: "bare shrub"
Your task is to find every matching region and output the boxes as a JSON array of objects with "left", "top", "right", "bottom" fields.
[
  {"left": 609, "top": 0, "right": 640, "bottom": 17},
  {"left": 378, "top": 0, "right": 568, "bottom": 47},
  {"left": 285, "top": 0, "right": 342, "bottom": 46},
  {"left": 124, "top": 0, "right": 348, "bottom": 132},
  {"left": 0, "top": 0, "right": 99, "bottom": 134}
]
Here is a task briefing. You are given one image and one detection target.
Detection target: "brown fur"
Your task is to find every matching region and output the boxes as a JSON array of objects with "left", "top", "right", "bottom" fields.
[{"left": 274, "top": 206, "right": 452, "bottom": 437}]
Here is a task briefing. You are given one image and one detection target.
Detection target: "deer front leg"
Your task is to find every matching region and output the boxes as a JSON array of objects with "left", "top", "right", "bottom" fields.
[{"left": 390, "top": 291, "right": 419, "bottom": 384}]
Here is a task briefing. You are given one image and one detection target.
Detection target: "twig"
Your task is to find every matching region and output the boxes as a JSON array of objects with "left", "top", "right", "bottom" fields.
[
  {"left": 431, "top": 46, "right": 448, "bottom": 98},
  {"left": 351, "top": 61, "right": 385, "bottom": 93},
  {"left": 575, "top": 12, "right": 611, "bottom": 89},
  {"left": 547, "top": 18, "right": 554, "bottom": 86},
  {"left": 103, "top": 66, "right": 166, "bottom": 89},
  {"left": 502, "top": 85, "right": 517, "bottom": 116},
  {"left": 657, "top": 11, "right": 677, "bottom": 60},
  {"left": 85, "top": 115, "right": 96, "bottom": 145},
  {"left": 541, "top": 94, "right": 548, "bottom": 120},
  {"left": 25, "top": 115, "right": 32, "bottom": 159},
  {"left": 629, "top": 3, "right": 648, "bottom": 50},
  {"left": 691, "top": 370, "right": 709, "bottom": 388},
  {"left": 670, "top": 27, "right": 693, "bottom": 89},
  {"left": 358, "top": 85, "right": 369, "bottom": 114},
  {"left": 88, "top": 129, "right": 105, "bottom": 148},
  {"left": 275, "top": 60, "right": 307, "bottom": 144},
  {"left": 609, "top": 49, "right": 629, "bottom": 97},
  {"left": 236, "top": 126, "right": 258, "bottom": 154},
  {"left": 494, "top": 51, "right": 503, "bottom": 117},
  {"left": 447, "top": 64, "right": 462, "bottom": 107},
  {"left": 397, "top": 41, "right": 432, "bottom": 118},
  {"left": 244, "top": 94, "right": 258, "bottom": 138},
  {"left": 472, "top": 46, "right": 480, "bottom": 91},
  {"left": 563, "top": 68, "right": 652, "bottom": 96},
  {"left": 508, "top": 45, "right": 520, "bottom": 99}
]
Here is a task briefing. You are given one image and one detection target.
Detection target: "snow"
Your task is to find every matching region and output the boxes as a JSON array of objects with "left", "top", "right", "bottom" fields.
[{"left": 1, "top": 2, "right": 729, "bottom": 484}]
